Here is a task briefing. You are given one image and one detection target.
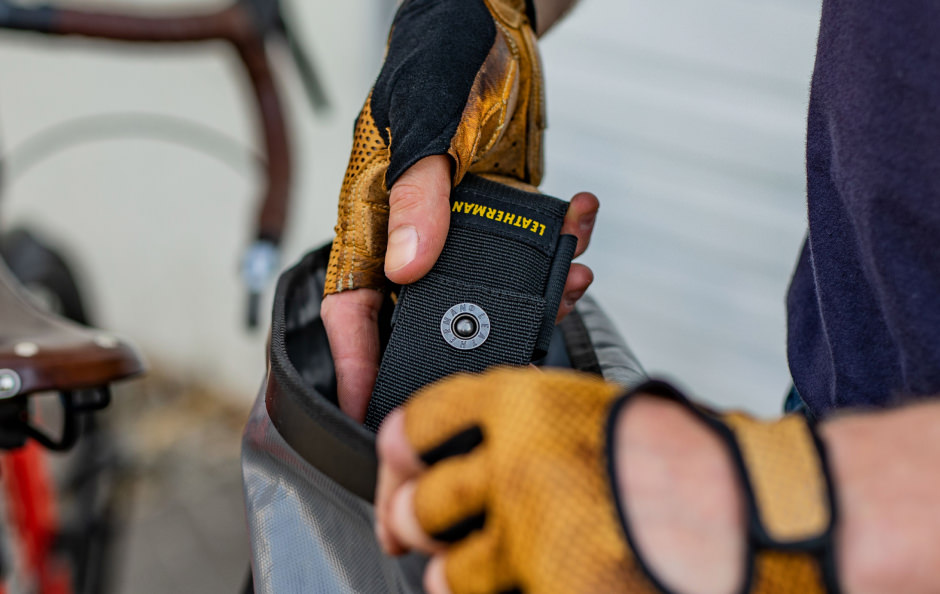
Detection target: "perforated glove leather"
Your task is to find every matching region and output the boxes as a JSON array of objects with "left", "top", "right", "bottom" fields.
[
  {"left": 400, "top": 369, "right": 841, "bottom": 593},
  {"left": 325, "top": 0, "right": 543, "bottom": 295}
]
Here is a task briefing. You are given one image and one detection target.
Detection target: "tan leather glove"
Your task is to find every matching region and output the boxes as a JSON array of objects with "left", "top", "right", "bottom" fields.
[
  {"left": 401, "top": 369, "right": 841, "bottom": 593},
  {"left": 325, "top": 0, "right": 544, "bottom": 295}
]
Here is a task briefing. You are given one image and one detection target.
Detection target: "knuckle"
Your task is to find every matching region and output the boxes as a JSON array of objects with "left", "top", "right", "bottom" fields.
[
  {"left": 377, "top": 411, "right": 410, "bottom": 461},
  {"left": 321, "top": 291, "right": 383, "bottom": 326},
  {"left": 389, "top": 182, "right": 433, "bottom": 213},
  {"left": 320, "top": 294, "right": 339, "bottom": 321},
  {"left": 376, "top": 419, "right": 398, "bottom": 458}
]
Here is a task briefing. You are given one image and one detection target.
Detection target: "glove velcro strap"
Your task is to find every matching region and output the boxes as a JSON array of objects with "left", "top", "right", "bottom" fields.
[
  {"left": 708, "top": 410, "right": 840, "bottom": 593},
  {"left": 365, "top": 175, "right": 575, "bottom": 431},
  {"left": 606, "top": 380, "right": 840, "bottom": 594}
]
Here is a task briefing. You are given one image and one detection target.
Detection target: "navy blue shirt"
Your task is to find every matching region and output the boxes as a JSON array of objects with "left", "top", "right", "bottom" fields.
[{"left": 787, "top": 0, "right": 940, "bottom": 416}]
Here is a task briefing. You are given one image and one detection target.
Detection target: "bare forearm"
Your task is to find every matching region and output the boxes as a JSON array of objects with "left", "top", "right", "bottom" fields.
[
  {"left": 532, "top": 0, "right": 580, "bottom": 35},
  {"left": 616, "top": 398, "right": 940, "bottom": 592},
  {"left": 822, "top": 402, "right": 940, "bottom": 593}
]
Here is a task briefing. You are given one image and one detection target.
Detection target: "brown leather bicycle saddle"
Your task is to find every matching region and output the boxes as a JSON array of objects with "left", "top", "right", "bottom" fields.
[{"left": 0, "top": 260, "right": 143, "bottom": 397}]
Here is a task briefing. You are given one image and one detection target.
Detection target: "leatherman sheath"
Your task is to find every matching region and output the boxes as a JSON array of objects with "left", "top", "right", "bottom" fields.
[{"left": 366, "top": 174, "right": 578, "bottom": 431}]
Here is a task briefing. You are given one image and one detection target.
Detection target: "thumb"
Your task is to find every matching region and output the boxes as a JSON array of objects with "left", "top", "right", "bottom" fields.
[{"left": 384, "top": 155, "right": 453, "bottom": 285}]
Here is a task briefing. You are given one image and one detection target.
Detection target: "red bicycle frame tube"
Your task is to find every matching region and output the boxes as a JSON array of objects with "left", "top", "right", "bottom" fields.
[{"left": 1, "top": 442, "right": 72, "bottom": 594}]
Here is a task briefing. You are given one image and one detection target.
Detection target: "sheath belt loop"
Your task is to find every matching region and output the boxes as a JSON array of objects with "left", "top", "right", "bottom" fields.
[
  {"left": 535, "top": 233, "right": 577, "bottom": 356},
  {"left": 365, "top": 175, "right": 575, "bottom": 431}
]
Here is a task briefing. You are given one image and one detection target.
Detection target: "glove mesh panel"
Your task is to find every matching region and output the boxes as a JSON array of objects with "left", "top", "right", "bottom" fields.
[
  {"left": 721, "top": 413, "right": 830, "bottom": 543},
  {"left": 751, "top": 551, "right": 825, "bottom": 594},
  {"left": 406, "top": 370, "right": 657, "bottom": 594},
  {"left": 326, "top": 97, "right": 391, "bottom": 293}
]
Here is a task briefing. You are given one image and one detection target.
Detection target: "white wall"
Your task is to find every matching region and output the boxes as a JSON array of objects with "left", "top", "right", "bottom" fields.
[
  {"left": 539, "top": 0, "right": 822, "bottom": 413},
  {"left": 0, "top": 0, "right": 823, "bottom": 413}
]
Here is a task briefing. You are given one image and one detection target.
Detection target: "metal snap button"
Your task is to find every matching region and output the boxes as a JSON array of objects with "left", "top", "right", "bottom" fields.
[
  {"left": 0, "top": 369, "right": 22, "bottom": 399},
  {"left": 441, "top": 303, "right": 489, "bottom": 350},
  {"left": 453, "top": 314, "right": 478, "bottom": 339}
]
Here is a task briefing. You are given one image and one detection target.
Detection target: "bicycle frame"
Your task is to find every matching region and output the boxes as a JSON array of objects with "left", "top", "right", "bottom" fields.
[
  {"left": 1, "top": 442, "right": 72, "bottom": 594},
  {"left": 1, "top": 0, "right": 291, "bottom": 245}
]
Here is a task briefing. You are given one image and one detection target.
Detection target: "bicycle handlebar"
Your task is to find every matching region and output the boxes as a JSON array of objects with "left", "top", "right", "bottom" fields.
[
  {"left": 6, "top": 2, "right": 291, "bottom": 244},
  {"left": 0, "top": 0, "right": 297, "bottom": 326}
]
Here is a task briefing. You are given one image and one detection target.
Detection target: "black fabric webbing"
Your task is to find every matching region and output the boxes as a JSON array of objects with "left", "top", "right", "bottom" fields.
[
  {"left": 537, "top": 234, "right": 577, "bottom": 353},
  {"left": 365, "top": 175, "right": 574, "bottom": 431}
]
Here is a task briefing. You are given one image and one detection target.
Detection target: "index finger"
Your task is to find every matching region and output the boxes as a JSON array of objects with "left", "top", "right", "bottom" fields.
[
  {"left": 321, "top": 289, "right": 384, "bottom": 422},
  {"left": 561, "top": 191, "right": 599, "bottom": 258}
]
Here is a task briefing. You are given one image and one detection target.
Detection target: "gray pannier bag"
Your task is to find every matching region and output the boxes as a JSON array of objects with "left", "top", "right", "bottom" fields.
[{"left": 241, "top": 243, "right": 646, "bottom": 593}]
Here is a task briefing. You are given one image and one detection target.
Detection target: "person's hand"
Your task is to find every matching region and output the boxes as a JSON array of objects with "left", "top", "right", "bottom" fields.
[
  {"left": 322, "top": 156, "right": 598, "bottom": 421},
  {"left": 374, "top": 369, "right": 742, "bottom": 593},
  {"left": 375, "top": 369, "right": 648, "bottom": 593},
  {"left": 321, "top": 0, "right": 598, "bottom": 422},
  {"left": 375, "top": 370, "right": 839, "bottom": 593}
]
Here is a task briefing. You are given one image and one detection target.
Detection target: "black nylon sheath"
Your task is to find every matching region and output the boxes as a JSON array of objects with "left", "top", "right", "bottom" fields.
[{"left": 365, "top": 175, "right": 576, "bottom": 431}]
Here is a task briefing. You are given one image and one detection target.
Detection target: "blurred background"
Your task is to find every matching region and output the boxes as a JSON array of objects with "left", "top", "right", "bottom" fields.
[{"left": 0, "top": 0, "right": 822, "bottom": 591}]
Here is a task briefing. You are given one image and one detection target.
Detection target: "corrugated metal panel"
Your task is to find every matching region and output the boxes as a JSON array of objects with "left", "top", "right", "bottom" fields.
[{"left": 540, "top": 0, "right": 823, "bottom": 413}]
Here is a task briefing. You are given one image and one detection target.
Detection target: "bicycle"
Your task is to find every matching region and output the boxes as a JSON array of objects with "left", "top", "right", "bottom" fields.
[{"left": 0, "top": 0, "right": 319, "bottom": 591}]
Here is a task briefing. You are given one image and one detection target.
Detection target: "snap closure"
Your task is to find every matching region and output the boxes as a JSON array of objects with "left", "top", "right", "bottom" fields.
[
  {"left": 0, "top": 369, "right": 22, "bottom": 399},
  {"left": 441, "top": 303, "right": 490, "bottom": 350}
]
